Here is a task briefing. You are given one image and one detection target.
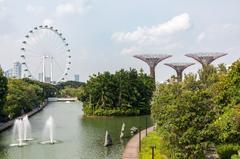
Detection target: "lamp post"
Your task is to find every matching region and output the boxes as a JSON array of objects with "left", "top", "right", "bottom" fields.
[
  {"left": 139, "top": 126, "right": 141, "bottom": 152},
  {"left": 145, "top": 116, "right": 148, "bottom": 136},
  {"left": 151, "top": 145, "right": 156, "bottom": 159}
]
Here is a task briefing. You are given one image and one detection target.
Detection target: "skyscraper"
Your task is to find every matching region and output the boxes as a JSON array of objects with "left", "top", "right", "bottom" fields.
[
  {"left": 12, "top": 62, "right": 22, "bottom": 79},
  {"left": 4, "top": 69, "right": 13, "bottom": 78},
  {"left": 74, "top": 74, "right": 80, "bottom": 82},
  {"left": 38, "top": 73, "right": 43, "bottom": 82}
]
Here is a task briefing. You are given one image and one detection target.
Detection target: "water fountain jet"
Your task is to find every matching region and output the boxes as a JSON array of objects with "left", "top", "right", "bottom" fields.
[
  {"left": 10, "top": 115, "right": 32, "bottom": 147},
  {"left": 40, "top": 116, "right": 57, "bottom": 144}
]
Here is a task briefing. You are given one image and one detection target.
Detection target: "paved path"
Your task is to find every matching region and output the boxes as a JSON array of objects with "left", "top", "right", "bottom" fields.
[{"left": 122, "top": 126, "right": 155, "bottom": 159}]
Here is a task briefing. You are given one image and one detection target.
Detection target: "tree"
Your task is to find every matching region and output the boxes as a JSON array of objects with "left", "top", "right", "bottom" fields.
[
  {"left": 0, "top": 68, "right": 8, "bottom": 121},
  {"left": 80, "top": 69, "right": 155, "bottom": 116},
  {"left": 3, "top": 79, "right": 42, "bottom": 119},
  {"left": 151, "top": 61, "right": 240, "bottom": 158}
]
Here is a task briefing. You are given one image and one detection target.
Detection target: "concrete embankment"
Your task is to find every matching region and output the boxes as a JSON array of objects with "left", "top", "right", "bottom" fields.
[
  {"left": 0, "top": 101, "right": 48, "bottom": 133},
  {"left": 122, "top": 126, "right": 155, "bottom": 159}
]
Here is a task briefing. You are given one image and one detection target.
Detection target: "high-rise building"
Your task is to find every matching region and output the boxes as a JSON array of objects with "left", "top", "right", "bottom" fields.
[
  {"left": 12, "top": 62, "right": 22, "bottom": 79},
  {"left": 38, "top": 73, "right": 43, "bottom": 82},
  {"left": 4, "top": 69, "right": 13, "bottom": 78},
  {"left": 45, "top": 77, "right": 51, "bottom": 83},
  {"left": 74, "top": 74, "right": 80, "bottom": 82}
]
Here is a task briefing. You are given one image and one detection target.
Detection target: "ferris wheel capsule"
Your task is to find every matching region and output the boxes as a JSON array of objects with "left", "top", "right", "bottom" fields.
[
  {"left": 21, "top": 48, "right": 25, "bottom": 51},
  {"left": 22, "top": 41, "right": 27, "bottom": 44},
  {"left": 21, "top": 54, "right": 25, "bottom": 58},
  {"left": 22, "top": 62, "right": 26, "bottom": 65},
  {"left": 65, "top": 43, "right": 69, "bottom": 46},
  {"left": 34, "top": 27, "right": 38, "bottom": 30},
  {"left": 68, "top": 62, "right": 71, "bottom": 64},
  {"left": 29, "top": 30, "right": 33, "bottom": 33},
  {"left": 59, "top": 33, "right": 62, "bottom": 36},
  {"left": 68, "top": 55, "right": 71, "bottom": 58},
  {"left": 50, "top": 26, "right": 53, "bottom": 30},
  {"left": 44, "top": 25, "right": 48, "bottom": 28},
  {"left": 67, "top": 67, "right": 70, "bottom": 70},
  {"left": 39, "top": 25, "right": 43, "bottom": 28},
  {"left": 25, "top": 35, "right": 29, "bottom": 38}
]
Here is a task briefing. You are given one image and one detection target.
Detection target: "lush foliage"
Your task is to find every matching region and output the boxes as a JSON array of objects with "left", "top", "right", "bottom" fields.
[
  {"left": 0, "top": 77, "right": 84, "bottom": 121},
  {"left": 22, "top": 78, "right": 58, "bottom": 99},
  {"left": 0, "top": 78, "right": 64, "bottom": 121},
  {"left": 57, "top": 81, "right": 85, "bottom": 98},
  {"left": 151, "top": 60, "right": 240, "bottom": 158},
  {"left": 56, "top": 80, "right": 84, "bottom": 90},
  {"left": 3, "top": 79, "right": 43, "bottom": 119},
  {"left": 0, "top": 68, "right": 8, "bottom": 121},
  {"left": 140, "top": 131, "right": 169, "bottom": 159},
  {"left": 79, "top": 69, "right": 155, "bottom": 116}
]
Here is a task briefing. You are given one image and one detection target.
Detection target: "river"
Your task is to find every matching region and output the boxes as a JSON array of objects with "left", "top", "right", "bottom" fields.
[{"left": 0, "top": 102, "right": 152, "bottom": 159}]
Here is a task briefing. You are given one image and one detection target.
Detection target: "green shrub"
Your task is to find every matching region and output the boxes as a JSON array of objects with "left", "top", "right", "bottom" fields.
[
  {"left": 217, "top": 144, "right": 240, "bottom": 159},
  {"left": 231, "top": 154, "right": 240, "bottom": 159}
]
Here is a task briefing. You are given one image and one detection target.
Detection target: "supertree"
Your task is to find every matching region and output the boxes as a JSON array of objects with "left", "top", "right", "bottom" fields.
[
  {"left": 185, "top": 53, "right": 227, "bottom": 67},
  {"left": 134, "top": 54, "right": 172, "bottom": 81},
  {"left": 164, "top": 63, "right": 195, "bottom": 82}
]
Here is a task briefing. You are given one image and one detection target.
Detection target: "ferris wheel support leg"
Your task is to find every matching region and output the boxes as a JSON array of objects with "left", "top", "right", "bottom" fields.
[
  {"left": 42, "top": 56, "right": 45, "bottom": 83},
  {"left": 50, "top": 56, "right": 53, "bottom": 83}
]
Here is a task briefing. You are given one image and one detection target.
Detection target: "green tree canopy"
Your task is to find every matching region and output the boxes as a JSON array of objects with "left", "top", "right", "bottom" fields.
[
  {"left": 79, "top": 69, "right": 155, "bottom": 116},
  {"left": 0, "top": 68, "right": 8, "bottom": 121},
  {"left": 151, "top": 60, "right": 240, "bottom": 158}
]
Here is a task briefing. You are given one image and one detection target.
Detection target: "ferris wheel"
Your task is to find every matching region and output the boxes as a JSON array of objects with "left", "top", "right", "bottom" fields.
[{"left": 20, "top": 25, "right": 71, "bottom": 83}]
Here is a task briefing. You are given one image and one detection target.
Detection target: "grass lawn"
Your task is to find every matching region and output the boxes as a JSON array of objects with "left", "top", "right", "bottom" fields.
[{"left": 140, "top": 131, "right": 169, "bottom": 159}]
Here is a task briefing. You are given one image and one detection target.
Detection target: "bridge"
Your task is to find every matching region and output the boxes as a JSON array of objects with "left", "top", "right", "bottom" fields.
[{"left": 48, "top": 97, "right": 78, "bottom": 102}]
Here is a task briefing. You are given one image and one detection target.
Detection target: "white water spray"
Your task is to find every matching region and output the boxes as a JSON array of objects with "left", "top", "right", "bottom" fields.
[
  {"left": 11, "top": 115, "right": 32, "bottom": 147},
  {"left": 41, "top": 116, "right": 56, "bottom": 144}
]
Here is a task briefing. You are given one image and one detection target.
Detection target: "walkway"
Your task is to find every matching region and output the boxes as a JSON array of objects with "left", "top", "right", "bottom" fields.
[{"left": 122, "top": 126, "right": 155, "bottom": 159}]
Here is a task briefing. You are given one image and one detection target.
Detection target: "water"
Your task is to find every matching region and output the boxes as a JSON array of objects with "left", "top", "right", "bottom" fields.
[
  {"left": 40, "top": 116, "right": 56, "bottom": 144},
  {"left": 0, "top": 102, "right": 152, "bottom": 159},
  {"left": 10, "top": 115, "right": 32, "bottom": 147}
]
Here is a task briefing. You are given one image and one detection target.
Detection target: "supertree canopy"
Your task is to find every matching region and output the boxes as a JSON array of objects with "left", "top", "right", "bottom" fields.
[
  {"left": 185, "top": 52, "right": 227, "bottom": 67},
  {"left": 164, "top": 63, "right": 195, "bottom": 82},
  {"left": 134, "top": 54, "right": 172, "bottom": 81}
]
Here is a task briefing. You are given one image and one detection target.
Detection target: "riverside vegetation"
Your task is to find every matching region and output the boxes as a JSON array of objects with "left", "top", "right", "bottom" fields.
[
  {"left": 151, "top": 59, "right": 240, "bottom": 158},
  {"left": 78, "top": 69, "right": 155, "bottom": 116},
  {"left": 1, "top": 60, "right": 240, "bottom": 159},
  {"left": 0, "top": 69, "right": 84, "bottom": 122}
]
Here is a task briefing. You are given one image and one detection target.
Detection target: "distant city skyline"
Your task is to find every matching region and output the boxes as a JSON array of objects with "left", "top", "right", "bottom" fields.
[
  {"left": 0, "top": 0, "right": 240, "bottom": 82},
  {"left": 74, "top": 74, "right": 80, "bottom": 82},
  {"left": 4, "top": 61, "right": 22, "bottom": 79}
]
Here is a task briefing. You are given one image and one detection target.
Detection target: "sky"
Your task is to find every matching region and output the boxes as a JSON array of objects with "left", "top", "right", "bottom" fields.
[{"left": 0, "top": 0, "right": 240, "bottom": 82}]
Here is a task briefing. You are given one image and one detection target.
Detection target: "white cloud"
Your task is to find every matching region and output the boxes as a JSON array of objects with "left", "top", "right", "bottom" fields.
[
  {"left": 0, "top": 0, "right": 7, "bottom": 18},
  {"left": 197, "top": 32, "right": 205, "bottom": 41},
  {"left": 55, "top": 0, "right": 91, "bottom": 17},
  {"left": 113, "top": 13, "right": 191, "bottom": 55},
  {"left": 197, "top": 24, "right": 240, "bottom": 44},
  {"left": 112, "top": 13, "right": 191, "bottom": 44},
  {"left": 121, "top": 47, "right": 140, "bottom": 55},
  {"left": 43, "top": 18, "right": 54, "bottom": 26},
  {"left": 26, "top": 4, "right": 45, "bottom": 15}
]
